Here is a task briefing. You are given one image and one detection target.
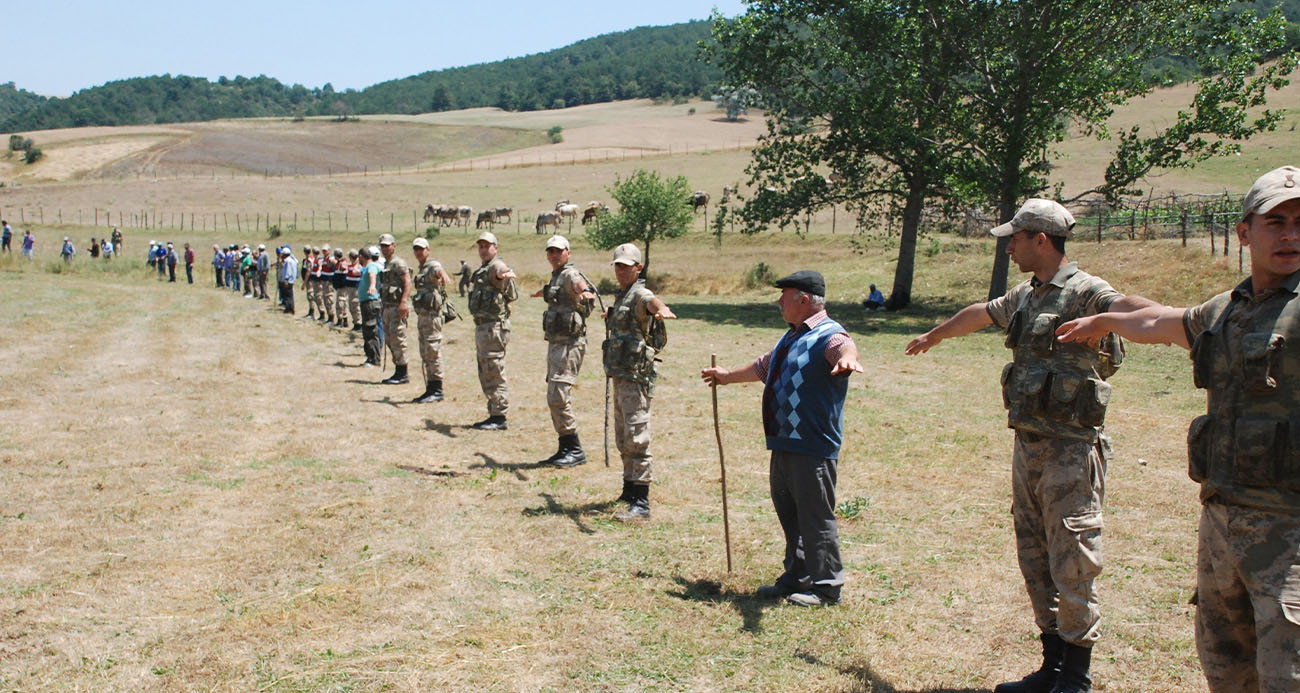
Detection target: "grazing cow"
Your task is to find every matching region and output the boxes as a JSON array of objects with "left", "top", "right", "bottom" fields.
[
  {"left": 691, "top": 190, "right": 710, "bottom": 214},
  {"left": 423, "top": 204, "right": 437, "bottom": 223},
  {"left": 493, "top": 207, "right": 513, "bottom": 224},
  {"left": 535, "top": 210, "right": 562, "bottom": 234},
  {"left": 556, "top": 202, "right": 579, "bottom": 224},
  {"left": 476, "top": 210, "right": 496, "bottom": 228},
  {"left": 581, "top": 202, "right": 608, "bottom": 226},
  {"left": 458, "top": 206, "right": 473, "bottom": 227}
]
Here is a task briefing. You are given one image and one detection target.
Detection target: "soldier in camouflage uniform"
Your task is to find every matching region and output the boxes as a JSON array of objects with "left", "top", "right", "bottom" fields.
[
  {"left": 533, "top": 235, "right": 596, "bottom": 466},
  {"left": 907, "top": 199, "right": 1156, "bottom": 693},
  {"left": 410, "top": 237, "right": 452, "bottom": 403},
  {"left": 1058, "top": 166, "right": 1300, "bottom": 693},
  {"left": 468, "top": 231, "right": 519, "bottom": 430},
  {"left": 378, "top": 233, "right": 413, "bottom": 385},
  {"left": 604, "top": 243, "right": 676, "bottom": 521}
]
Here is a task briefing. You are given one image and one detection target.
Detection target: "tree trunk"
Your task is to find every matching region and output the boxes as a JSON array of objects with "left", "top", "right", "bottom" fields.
[
  {"left": 986, "top": 179, "right": 1021, "bottom": 301},
  {"left": 886, "top": 183, "right": 927, "bottom": 310}
]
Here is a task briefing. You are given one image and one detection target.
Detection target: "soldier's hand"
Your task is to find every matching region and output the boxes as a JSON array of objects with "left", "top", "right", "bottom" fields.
[
  {"left": 530, "top": 288, "right": 544, "bottom": 298},
  {"left": 905, "top": 332, "right": 940, "bottom": 355},
  {"left": 654, "top": 306, "right": 676, "bottom": 320},
  {"left": 398, "top": 304, "right": 409, "bottom": 319},
  {"left": 498, "top": 269, "right": 517, "bottom": 281},
  {"left": 1055, "top": 316, "right": 1103, "bottom": 344}
]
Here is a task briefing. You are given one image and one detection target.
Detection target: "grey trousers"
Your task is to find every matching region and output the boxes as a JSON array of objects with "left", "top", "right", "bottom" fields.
[{"left": 770, "top": 449, "right": 844, "bottom": 599}]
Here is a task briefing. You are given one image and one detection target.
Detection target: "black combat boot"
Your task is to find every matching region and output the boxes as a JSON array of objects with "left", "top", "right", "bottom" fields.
[
  {"left": 617, "top": 480, "right": 633, "bottom": 504},
  {"left": 551, "top": 433, "right": 588, "bottom": 468},
  {"left": 539, "top": 438, "right": 565, "bottom": 466},
  {"left": 471, "top": 415, "right": 507, "bottom": 430},
  {"left": 994, "top": 633, "right": 1065, "bottom": 693},
  {"left": 413, "top": 380, "right": 443, "bottom": 403},
  {"left": 381, "top": 364, "right": 409, "bottom": 385},
  {"left": 615, "top": 484, "right": 650, "bottom": 522},
  {"left": 1050, "top": 644, "right": 1091, "bottom": 693}
]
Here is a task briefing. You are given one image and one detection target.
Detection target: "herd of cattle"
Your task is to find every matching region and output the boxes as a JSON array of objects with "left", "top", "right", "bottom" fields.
[{"left": 422, "top": 189, "right": 721, "bottom": 234}]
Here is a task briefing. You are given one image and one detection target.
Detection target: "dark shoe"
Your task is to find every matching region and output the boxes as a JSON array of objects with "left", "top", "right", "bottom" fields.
[
  {"left": 787, "top": 591, "right": 838, "bottom": 607},
  {"left": 381, "top": 365, "right": 409, "bottom": 385},
  {"left": 1049, "top": 644, "right": 1091, "bottom": 693},
  {"left": 414, "top": 380, "right": 443, "bottom": 403},
  {"left": 351, "top": 325, "right": 362, "bottom": 332},
  {"left": 472, "top": 415, "right": 507, "bottom": 431},
  {"left": 361, "top": 360, "right": 377, "bottom": 368},
  {"left": 538, "top": 438, "right": 565, "bottom": 466},
  {"left": 615, "top": 484, "right": 650, "bottom": 522},
  {"left": 755, "top": 583, "right": 796, "bottom": 600},
  {"left": 617, "top": 480, "right": 633, "bottom": 504},
  {"left": 995, "top": 634, "right": 1065, "bottom": 693},
  {"left": 551, "top": 433, "right": 588, "bottom": 468}
]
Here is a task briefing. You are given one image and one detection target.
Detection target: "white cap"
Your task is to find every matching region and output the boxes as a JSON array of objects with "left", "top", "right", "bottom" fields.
[
  {"left": 612, "top": 243, "right": 642, "bottom": 266},
  {"left": 412, "top": 237, "right": 430, "bottom": 249},
  {"left": 476, "top": 231, "right": 499, "bottom": 246},
  {"left": 258, "top": 243, "right": 266, "bottom": 250},
  {"left": 545, "top": 234, "right": 569, "bottom": 250}
]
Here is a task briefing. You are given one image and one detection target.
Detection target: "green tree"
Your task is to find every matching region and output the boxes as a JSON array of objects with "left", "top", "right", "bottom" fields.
[
  {"left": 585, "top": 169, "right": 694, "bottom": 274},
  {"left": 710, "top": 0, "right": 969, "bottom": 309},
  {"left": 430, "top": 83, "right": 454, "bottom": 112},
  {"left": 929, "top": 0, "right": 1296, "bottom": 299}
]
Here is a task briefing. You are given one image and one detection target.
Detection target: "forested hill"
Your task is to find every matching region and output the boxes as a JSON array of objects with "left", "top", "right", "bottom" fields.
[{"left": 0, "top": 21, "right": 721, "bottom": 133}]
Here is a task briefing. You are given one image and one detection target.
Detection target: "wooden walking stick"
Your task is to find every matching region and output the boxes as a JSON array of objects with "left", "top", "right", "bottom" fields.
[{"left": 711, "top": 353, "right": 733, "bottom": 573}]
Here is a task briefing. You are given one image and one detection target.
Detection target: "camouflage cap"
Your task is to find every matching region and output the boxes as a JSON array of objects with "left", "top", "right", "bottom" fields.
[
  {"left": 412, "top": 237, "right": 430, "bottom": 249},
  {"left": 545, "top": 234, "right": 570, "bottom": 250},
  {"left": 612, "top": 243, "right": 642, "bottom": 266},
  {"left": 1242, "top": 165, "right": 1300, "bottom": 221},
  {"left": 378, "top": 233, "right": 396, "bottom": 246},
  {"left": 990, "top": 199, "right": 1076, "bottom": 238}
]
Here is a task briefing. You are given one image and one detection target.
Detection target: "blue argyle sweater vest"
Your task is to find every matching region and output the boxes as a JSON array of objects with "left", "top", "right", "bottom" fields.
[{"left": 762, "top": 318, "right": 848, "bottom": 459}]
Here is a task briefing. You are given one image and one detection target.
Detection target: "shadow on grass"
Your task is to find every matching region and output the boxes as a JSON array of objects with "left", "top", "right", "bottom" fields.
[
  {"left": 521, "top": 492, "right": 618, "bottom": 535},
  {"left": 833, "top": 661, "right": 988, "bottom": 693},
  {"left": 666, "top": 576, "right": 767, "bottom": 634},
  {"left": 358, "top": 395, "right": 403, "bottom": 408},
  {"left": 468, "top": 451, "right": 540, "bottom": 480},
  {"left": 422, "top": 419, "right": 457, "bottom": 438},
  {"left": 671, "top": 298, "right": 975, "bottom": 337}
]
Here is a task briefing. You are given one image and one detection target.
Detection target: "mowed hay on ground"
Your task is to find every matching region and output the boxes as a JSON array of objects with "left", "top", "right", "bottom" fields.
[{"left": 0, "top": 231, "right": 1230, "bottom": 691}]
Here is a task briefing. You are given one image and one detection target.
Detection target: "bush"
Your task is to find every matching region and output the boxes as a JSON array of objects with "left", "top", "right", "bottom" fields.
[
  {"left": 547, "top": 125, "right": 563, "bottom": 144},
  {"left": 743, "top": 261, "right": 778, "bottom": 289},
  {"left": 688, "top": 107, "right": 696, "bottom": 115},
  {"left": 23, "top": 147, "right": 42, "bottom": 164},
  {"left": 424, "top": 225, "right": 439, "bottom": 240},
  {"left": 8, "top": 134, "right": 24, "bottom": 151},
  {"left": 267, "top": 224, "right": 282, "bottom": 238}
]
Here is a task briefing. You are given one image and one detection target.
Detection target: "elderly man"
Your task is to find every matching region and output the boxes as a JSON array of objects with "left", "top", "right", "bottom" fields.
[
  {"left": 467, "top": 231, "right": 519, "bottom": 430},
  {"left": 1056, "top": 166, "right": 1300, "bottom": 693},
  {"left": 702, "top": 270, "right": 861, "bottom": 606},
  {"left": 378, "top": 234, "right": 414, "bottom": 384},
  {"left": 533, "top": 234, "right": 596, "bottom": 466},
  {"left": 278, "top": 246, "right": 297, "bottom": 314},
  {"left": 906, "top": 199, "right": 1157, "bottom": 693}
]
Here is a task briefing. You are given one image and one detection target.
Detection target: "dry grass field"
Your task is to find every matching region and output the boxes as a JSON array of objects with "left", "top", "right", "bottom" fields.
[{"left": 0, "top": 84, "right": 1293, "bottom": 691}]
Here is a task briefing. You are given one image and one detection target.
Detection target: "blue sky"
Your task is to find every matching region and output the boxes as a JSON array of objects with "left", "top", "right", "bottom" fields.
[{"left": 15, "top": 0, "right": 749, "bottom": 97}]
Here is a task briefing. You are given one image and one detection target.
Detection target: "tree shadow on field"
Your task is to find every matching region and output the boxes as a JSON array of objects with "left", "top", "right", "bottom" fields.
[
  {"left": 468, "top": 452, "right": 539, "bottom": 481},
  {"left": 520, "top": 492, "right": 617, "bottom": 535},
  {"left": 666, "top": 576, "right": 767, "bottom": 633},
  {"left": 422, "top": 419, "right": 457, "bottom": 438},
  {"left": 671, "top": 299, "right": 974, "bottom": 338},
  {"left": 835, "top": 661, "right": 988, "bottom": 693}
]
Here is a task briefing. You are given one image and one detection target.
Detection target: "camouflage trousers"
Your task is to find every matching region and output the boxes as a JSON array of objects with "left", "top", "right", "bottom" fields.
[
  {"left": 546, "top": 339, "right": 586, "bottom": 436},
  {"left": 1011, "top": 431, "right": 1107, "bottom": 646},
  {"left": 381, "top": 302, "right": 408, "bottom": 366},
  {"left": 415, "top": 308, "right": 444, "bottom": 382},
  {"left": 338, "top": 285, "right": 359, "bottom": 325},
  {"left": 303, "top": 279, "right": 316, "bottom": 312},
  {"left": 475, "top": 320, "right": 510, "bottom": 416},
  {"left": 612, "top": 377, "right": 653, "bottom": 484},
  {"left": 1196, "top": 500, "right": 1300, "bottom": 692},
  {"left": 320, "top": 281, "right": 337, "bottom": 319}
]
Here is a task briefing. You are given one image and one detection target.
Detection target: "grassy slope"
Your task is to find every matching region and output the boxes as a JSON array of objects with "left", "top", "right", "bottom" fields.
[{"left": 0, "top": 230, "right": 1235, "bottom": 691}]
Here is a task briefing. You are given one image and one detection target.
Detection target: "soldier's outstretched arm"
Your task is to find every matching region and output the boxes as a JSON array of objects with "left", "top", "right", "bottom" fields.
[
  {"left": 905, "top": 302, "right": 992, "bottom": 355},
  {"left": 649, "top": 297, "right": 676, "bottom": 319},
  {"left": 1056, "top": 306, "right": 1190, "bottom": 349}
]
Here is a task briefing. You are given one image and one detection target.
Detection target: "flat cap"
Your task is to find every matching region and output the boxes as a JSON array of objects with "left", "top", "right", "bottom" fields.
[
  {"left": 1242, "top": 165, "right": 1300, "bottom": 221},
  {"left": 774, "top": 269, "right": 825, "bottom": 297},
  {"left": 990, "top": 199, "right": 1075, "bottom": 238}
]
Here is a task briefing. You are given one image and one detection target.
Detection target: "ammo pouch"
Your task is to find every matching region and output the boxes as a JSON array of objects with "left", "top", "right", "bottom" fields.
[
  {"left": 1188, "top": 415, "right": 1300, "bottom": 492},
  {"left": 413, "top": 289, "right": 442, "bottom": 312},
  {"left": 441, "top": 297, "right": 460, "bottom": 323},
  {"left": 602, "top": 336, "right": 656, "bottom": 384},
  {"left": 468, "top": 286, "right": 502, "bottom": 320},
  {"left": 382, "top": 283, "right": 403, "bottom": 302},
  {"left": 543, "top": 310, "right": 584, "bottom": 339},
  {"left": 1005, "top": 310, "right": 1059, "bottom": 355},
  {"left": 1002, "top": 364, "right": 1111, "bottom": 431}
]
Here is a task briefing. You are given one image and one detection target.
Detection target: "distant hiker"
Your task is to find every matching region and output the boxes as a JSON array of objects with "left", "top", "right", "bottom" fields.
[
  {"left": 1, "top": 220, "right": 11, "bottom": 252},
  {"left": 21, "top": 230, "right": 33, "bottom": 260},
  {"left": 60, "top": 236, "right": 75, "bottom": 263},
  {"left": 184, "top": 243, "right": 195, "bottom": 284}
]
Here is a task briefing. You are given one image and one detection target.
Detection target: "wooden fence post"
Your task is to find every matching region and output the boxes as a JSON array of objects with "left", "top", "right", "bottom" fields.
[{"left": 1180, "top": 208, "right": 1188, "bottom": 247}]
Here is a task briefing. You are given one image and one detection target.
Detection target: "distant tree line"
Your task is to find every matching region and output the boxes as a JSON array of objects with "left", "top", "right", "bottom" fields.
[{"left": 0, "top": 21, "right": 724, "bottom": 133}]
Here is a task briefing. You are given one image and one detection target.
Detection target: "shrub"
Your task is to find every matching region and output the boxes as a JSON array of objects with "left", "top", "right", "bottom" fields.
[
  {"left": 424, "top": 226, "right": 439, "bottom": 240},
  {"left": 23, "top": 147, "right": 42, "bottom": 164},
  {"left": 743, "top": 261, "right": 778, "bottom": 289},
  {"left": 266, "top": 225, "right": 282, "bottom": 238},
  {"left": 923, "top": 236, "right": 941, "bottom": 257},
  {"left": 8, "top": 135, "right": 24, "bottom": 151},
  {"left": 688, "top": 107, "right": 696, "bottom": 115},
  {"left": 836, "top": 495, "right": 872, "bottom": 520},
  {"left": 547, "top": 125, "right": 563, "bottom": 144}
]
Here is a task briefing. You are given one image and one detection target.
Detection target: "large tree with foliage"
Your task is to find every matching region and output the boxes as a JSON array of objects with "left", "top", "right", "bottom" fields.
[
  {"left": 927, "top": 0, "right": 1297, "bottom": 299},
  {"left": 585, "top": 169, "right": 695, "bottom": 274},
  {"left": 711, "top": 0, "right": 972, "bottom": 309}
]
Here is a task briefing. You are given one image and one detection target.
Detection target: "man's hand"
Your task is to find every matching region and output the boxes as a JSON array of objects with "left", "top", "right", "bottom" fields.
[
  {"left": 830, "top": 354, "right": 863, "bottom": 376},
  {"left": 700, "top": 367, "right": 728, "bottom": 386},
  {"left": 398, "top": 304, "right": 409, "bottom": 319},
  {"left": 905, "top": 332, "right": 941, "bottom": 355},
  {"left": 530, "top": 287, "right": 544, "bottom": 298}
]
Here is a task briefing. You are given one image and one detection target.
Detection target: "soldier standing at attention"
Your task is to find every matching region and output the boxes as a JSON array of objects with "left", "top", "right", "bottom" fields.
[
  {"left": 301, "top": 246, "right": 316, "bottom": 317},
  {"left": 332, "top": 248, "right": 349, "bottom": 327},
  {"left": 1056, "top": 166, "right": 1300, "bottom": 693},
  {"left": 378, "top": 234, "right": 414, "bottom": 385},
  {"left": 319, "top": 244, "right": 337, "bottom": 324},
  {"left": 468, "top": 231, "right": 519, "bottom": 430},
  {"left": 905, "top": 199, "right": 1157, "bottom": 693},
  {"left": 534, "top": 234, "right": 596, "bottom": 466},
  {"left": 701, "top": 270, "right": 862, "bottom": 607},
  {"left": 603, "top": 243, "right": 675, "bottom": 521},
  {"left": 410, "top": 237, "right": 452, "bottom": 403}
]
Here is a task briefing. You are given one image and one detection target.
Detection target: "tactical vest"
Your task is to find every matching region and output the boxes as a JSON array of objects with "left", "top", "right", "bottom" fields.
[
  {"left": 412, "top": 260, "right": 446, "bottom": 313},
  {"left": 468, "top": 258, "right": 515, "bottom": 323},
  {"left": 1187, "top": 283, "right": 1300, "bottom": 511},
  {"left": 1000, "top": 270, "right": 1123, "bottom": 442},
  {"left": 542, "top": 265, "right": 592, "bottom": 342},
  {"left": 379, "top": 257, "right": 409, "bottom": 304},
  {"left": 602, "top": 280, "right": 666, "bottom": 384}
]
